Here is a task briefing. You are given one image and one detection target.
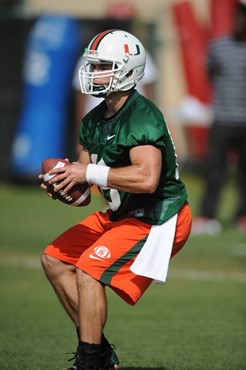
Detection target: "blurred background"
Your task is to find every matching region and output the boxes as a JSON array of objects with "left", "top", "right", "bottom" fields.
[
  {"left": 1, "top": 0, "right": 246, "bottom": 230},
  {"left": 0, "top": 0, "right": 236, "bottom": 180}
]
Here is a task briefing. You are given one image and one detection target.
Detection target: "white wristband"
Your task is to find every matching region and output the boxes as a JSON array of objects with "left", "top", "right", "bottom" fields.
[{"left": 86, "top": 164, "right": 110, "bottom": 188}]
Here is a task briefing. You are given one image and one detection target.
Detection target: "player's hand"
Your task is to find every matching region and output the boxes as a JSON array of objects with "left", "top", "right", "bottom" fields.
[
  {"left": 48, "top": 162, "right": 87, "bottom": 195},
  {"left": 38, "top": 173, "right": 56, "bottom": 200}
]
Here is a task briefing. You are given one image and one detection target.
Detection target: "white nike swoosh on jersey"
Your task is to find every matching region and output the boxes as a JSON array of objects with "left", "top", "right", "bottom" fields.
[
  {"left": 107, "top": 135, "right": 116, "bottom": 141},
  {"left": 89, "top": 253, "right": 105, "bottom": 262}
]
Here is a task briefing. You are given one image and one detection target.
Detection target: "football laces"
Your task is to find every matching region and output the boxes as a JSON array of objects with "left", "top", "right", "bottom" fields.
[{"left": 54, "top": 183, "right": 73, "bottom": 202}]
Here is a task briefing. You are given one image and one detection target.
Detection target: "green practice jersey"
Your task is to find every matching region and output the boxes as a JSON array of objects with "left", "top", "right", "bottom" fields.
[{"left": 80, "top": 90, "right": 188, "bottom": 225}]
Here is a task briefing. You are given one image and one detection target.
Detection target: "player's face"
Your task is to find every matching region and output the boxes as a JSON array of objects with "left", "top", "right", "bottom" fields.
[{"left": 90, "top": 63, "right": 113, "bottom": 86}]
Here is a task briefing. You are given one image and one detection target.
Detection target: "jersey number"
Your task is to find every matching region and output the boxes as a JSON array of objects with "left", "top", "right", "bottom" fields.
[{"left": 90, "top": 154, "right": 121, "bottom": 211}]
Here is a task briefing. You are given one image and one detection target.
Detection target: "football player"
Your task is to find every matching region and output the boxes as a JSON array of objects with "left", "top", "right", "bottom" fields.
[{"left": 40, "top": 29, "right": 192, "bottom": 370}]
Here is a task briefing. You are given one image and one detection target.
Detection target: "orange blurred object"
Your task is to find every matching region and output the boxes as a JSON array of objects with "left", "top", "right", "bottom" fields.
[{"left": 106, "top": 0, "right": 136, "bottom": 20}]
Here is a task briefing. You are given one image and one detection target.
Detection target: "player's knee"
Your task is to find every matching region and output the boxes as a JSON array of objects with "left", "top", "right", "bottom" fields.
[
  {"left": 41, "top": 253, "right": 59, "bottom": 277},
  {"left": 76, "top": 268, "right": 96, "bottom": 289},
  {"left": 41, "top": 253, "right": 76, "bottom": 279},
  {"left": 76, "top": 267, "right": 87, "bottom": 287}
]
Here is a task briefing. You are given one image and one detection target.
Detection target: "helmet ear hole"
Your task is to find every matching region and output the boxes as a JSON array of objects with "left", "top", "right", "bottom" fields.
[{"left": 126, "top": 70, "right": 133, "bottom": 77}]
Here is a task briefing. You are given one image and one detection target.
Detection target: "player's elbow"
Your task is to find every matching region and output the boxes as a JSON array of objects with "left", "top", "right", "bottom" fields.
[{"left": 143, "top": 177, "right": 158, "bottom": 194}]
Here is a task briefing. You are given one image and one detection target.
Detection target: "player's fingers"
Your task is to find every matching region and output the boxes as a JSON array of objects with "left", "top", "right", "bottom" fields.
[
  {"left": 48, "top": 165, "right": 67, "bottom": 176},
  {"left": 47, "top": 192, "right": 56, "bottom": 200},
  {"left": 60, "top": 181, "right": 74, "bottom": 195},
  {"left": 53, "top": 177, "right": 70, "bottom": 192},
  {"left": 40, "top": 182, "right": 56, "bottom": 199},
  {"left": 49, "top": 172, "right": 66, "bottom": 185}
]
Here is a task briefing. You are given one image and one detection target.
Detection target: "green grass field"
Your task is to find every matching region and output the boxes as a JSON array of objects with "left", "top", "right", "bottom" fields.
[{"left": 0, "top": 173, "right": 245, "bottom": 370}]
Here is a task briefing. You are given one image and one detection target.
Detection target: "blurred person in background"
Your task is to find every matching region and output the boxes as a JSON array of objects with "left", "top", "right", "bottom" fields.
[
  {"left": 192, "top": 1, "right": 246, "bottom": 235},
  {"left": 72, "top": 49, "right": 158, "bottom": 155}
]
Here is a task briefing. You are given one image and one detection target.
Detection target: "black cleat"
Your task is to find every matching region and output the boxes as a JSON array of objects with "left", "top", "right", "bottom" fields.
[
  {"left": 100, "top": 343, "right": 120, "bottom": 370},
  {"left": 67, "top": 343, "right": 120, "bottom": 370}
]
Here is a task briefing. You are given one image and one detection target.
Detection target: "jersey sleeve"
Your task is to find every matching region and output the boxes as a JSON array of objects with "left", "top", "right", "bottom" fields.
[
  {"left": 79, "top": 101, "right": 106, "bottom": 150},
  {"left": 127, "top": 121, "right": 166, "bottom": 148},
  {"left": 118, "top": 94, "right": 167, "bottom": 149},
  {"left": 79, "top": 117, "right": 90, "bottom": 150},
  {"left": 120, "top": 106, "right": 167, "bottom": 150}
]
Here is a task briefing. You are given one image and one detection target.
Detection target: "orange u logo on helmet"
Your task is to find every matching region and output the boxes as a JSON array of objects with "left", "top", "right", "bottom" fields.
[{"left": 124, "top": 44, "right": 140, "bottom": 56}]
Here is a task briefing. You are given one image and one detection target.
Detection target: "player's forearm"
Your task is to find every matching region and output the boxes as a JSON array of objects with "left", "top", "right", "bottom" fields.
[
  {"left": 85, "top": 146, "right": 162, "bottom": 193},
  {"left": 107, "top": 165, "right": 159, "bottom": 194}
]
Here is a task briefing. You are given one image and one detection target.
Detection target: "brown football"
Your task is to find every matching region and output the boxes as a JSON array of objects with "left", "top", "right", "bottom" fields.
[{"left": 42, "top": 158, "right": 91, "bottom": 206}]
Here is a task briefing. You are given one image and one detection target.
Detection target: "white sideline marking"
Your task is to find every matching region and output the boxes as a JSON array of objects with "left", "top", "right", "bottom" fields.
[
  {"left": 0, "top": 255, "right": 41, "bottom": 269},
  {"left": 169, "top": 269, "right": 246, "bottom": 283},
  {"left": 1, "top": 254, "right": 246, "bottom": 283}
]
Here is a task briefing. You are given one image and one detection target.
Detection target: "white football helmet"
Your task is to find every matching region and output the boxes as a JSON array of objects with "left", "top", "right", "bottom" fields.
[{"left": 79, "top": 29, "right": 146, "bottom": 97}]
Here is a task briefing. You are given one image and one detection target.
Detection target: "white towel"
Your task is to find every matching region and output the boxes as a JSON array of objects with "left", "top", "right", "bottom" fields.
[{"left": 130, "top": 214, "right": 177, "bottom": 284}]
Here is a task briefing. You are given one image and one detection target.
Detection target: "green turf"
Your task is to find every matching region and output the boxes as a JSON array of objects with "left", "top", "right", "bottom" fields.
[{"left": 0, "top": 174, "right": 245, "bottom": 370}]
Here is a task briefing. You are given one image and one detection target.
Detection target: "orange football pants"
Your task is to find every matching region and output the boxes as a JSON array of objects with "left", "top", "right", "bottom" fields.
[{"left": 44, "top": 203, "right": 192, "bottom": 305}]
